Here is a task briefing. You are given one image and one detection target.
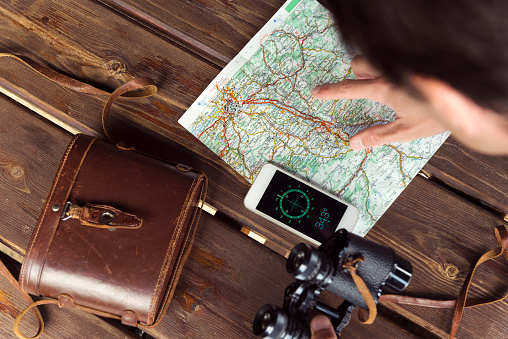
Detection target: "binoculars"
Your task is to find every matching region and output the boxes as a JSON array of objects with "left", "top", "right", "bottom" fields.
[{"left": 253, "top": 229, "right": 412, "bottom": 339}]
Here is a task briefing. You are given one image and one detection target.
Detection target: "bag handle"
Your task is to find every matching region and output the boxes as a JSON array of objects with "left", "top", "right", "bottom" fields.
[
  {"left": 0, "top": 53, "right": 157, "bottom": 144},
  {"left": 100, "top": 77, "right": 156, "bottom": 143}
]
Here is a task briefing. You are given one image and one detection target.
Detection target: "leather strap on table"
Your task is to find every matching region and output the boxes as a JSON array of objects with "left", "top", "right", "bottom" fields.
[
  {"left": 101, "top": 76, "right": 156, "bottom": 144},
  {"left": 10, "top": 293, "right": 128, "bottom": 339},
  {"left": 449, "top": 225, "right": 508, "bottom": 338},
  {"left": 0, "top": 259, "right": 44, "bottom": 339},
  {"left": 0, "top": 53, "right": 157, "bottom": 144},
  {"left": 379, "top": 225, "right": 508, "bottom": 339}
]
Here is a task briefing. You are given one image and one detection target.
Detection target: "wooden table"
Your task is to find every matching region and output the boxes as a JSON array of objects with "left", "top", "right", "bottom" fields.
[{"left": 0, "top": 1, "right": 507, "bottom": 338}]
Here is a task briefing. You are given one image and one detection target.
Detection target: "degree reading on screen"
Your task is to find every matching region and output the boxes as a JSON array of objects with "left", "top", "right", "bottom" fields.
[{"left": 256, "top": 170, "right": 347, "bottom": 243}]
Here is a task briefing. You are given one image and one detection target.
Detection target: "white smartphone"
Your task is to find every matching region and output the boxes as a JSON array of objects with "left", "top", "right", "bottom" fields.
[{"left": 244, "top": 163, "right": 360, "bottom": 246}]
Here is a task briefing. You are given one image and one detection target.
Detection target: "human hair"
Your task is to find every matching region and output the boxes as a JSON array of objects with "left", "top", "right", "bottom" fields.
[{"left": 322, "top": 0, "right": 508, "bottom": 114}]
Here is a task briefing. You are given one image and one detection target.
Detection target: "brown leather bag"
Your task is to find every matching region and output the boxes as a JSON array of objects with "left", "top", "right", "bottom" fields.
[
  {"left": 19, "top": 134, "right": 207, "bottom": 326},
  {"left": 0, "top": 54, "right": 208, "bottom": 338}
]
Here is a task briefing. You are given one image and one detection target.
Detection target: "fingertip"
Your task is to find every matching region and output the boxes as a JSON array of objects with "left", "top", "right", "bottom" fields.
[
  {"left": 311, "top": 85, "right": 321, "bottom": 96},
  {"left": 349, "top": 137, "right": 365, "bottom": 151},
  {"left": 310, "top": 315, "right": 331, "bottom": 332},
  {"left": 310, "top": 315, "right": 337, "bottom": 339},
  {"left": 311, "top": 83, "right": 339, "bottom": 100}
]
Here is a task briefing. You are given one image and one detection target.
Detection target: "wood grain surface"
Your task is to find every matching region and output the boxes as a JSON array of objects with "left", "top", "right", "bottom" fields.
[
  {"left": 423, "top": 140, "right": 508, "bottom": 220},
  {"left": 96, "top": 0, "right": 286, "bottom": 67},
  {"left": 0, "top": 0, "right": 507, "bottom": 338}
]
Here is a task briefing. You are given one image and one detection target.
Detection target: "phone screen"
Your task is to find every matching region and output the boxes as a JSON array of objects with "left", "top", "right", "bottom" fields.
[{"left": 256, "top": 170, "right": 347, "bottom": 243}]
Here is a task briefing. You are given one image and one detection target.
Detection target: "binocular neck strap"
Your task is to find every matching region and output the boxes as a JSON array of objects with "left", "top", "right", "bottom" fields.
[
  {"left": 343, "top": 256, "right": 378, "bottom": 324},
  {"left": 379, "top": 225, "right": 508, "bottom": 339},
  {"left": 449, "top": 225, "right": 508, "bottom": 338}
]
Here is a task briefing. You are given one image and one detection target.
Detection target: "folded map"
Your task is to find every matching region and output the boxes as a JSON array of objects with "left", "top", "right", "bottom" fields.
[{"left": 179, "top": 0, "right": 449, "bottom": 236}]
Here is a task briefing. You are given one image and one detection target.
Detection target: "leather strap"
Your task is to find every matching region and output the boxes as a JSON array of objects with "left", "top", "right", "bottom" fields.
[
  {"left": 10, "top": 294, "right": 130, "bottom": 339},
  {"left": 0, "top": 53, "right": 157, "bottom": 144},
  {"left": 0, "top": 259, "right": 44, "bottom": 339},
  {"left": 343, "top": 256, "right": 378, "bottom": 324},
  {"left": 62, "top": 202, "right": 143, "bottom": 229},
  {"left": 4, "top": 256, "right": 124, "bottom": 339},
  {"left": 449, "top": 225, "right": 508, "bottom": 338},
  {"left": 101, "top": 77, "right": 156, "bottom": 143},
  {"left": 378, "top": 225, "right": 508, "bottom": 338}
]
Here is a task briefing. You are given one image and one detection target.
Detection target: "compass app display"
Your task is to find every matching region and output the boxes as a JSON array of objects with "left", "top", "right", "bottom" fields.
[{"left": 256, "top": 170, "right": 348, "bottom": 243}]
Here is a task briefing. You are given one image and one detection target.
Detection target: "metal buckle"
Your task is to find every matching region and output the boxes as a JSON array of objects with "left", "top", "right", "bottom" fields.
[{"left": 60, "top": 201, "right": 74, "bottom": 221}]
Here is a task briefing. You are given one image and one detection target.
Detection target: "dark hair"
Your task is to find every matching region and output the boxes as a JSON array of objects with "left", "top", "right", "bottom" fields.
[{"left": 323, "top": 0, "right": 508, "bottom": 113}]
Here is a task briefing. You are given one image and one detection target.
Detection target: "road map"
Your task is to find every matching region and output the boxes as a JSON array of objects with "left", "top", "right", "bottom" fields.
[{"left": 179, "top": 0, "right": 449, "bottom": 236}]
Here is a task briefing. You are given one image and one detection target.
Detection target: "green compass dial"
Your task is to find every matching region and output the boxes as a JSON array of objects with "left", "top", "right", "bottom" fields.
[{"left": 278, "top": 188, "right": 311, "bottom": 219}]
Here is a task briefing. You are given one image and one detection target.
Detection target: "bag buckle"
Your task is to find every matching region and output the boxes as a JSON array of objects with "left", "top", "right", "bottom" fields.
[{"left": 60, "top": 201, "right": 74, "bottom": 221}]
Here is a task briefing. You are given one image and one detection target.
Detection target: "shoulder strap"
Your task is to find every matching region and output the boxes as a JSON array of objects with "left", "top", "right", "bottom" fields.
[
  {"left": 0, "top": 259, "right": 44, "bottom": 339},
  {"left": 449, "top": 225, "right": 508, "bottom": 338},
  {"left": 0, "top": 53, "right": 157, "bottom": 144}
]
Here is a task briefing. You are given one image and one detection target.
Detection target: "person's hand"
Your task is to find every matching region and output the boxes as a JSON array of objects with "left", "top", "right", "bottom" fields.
[
  {"left": 310, "top": 315, "right": 338, "bottom": 339},
  {"left": 311, "top": 55, "right": 447, "bottom": 150}
]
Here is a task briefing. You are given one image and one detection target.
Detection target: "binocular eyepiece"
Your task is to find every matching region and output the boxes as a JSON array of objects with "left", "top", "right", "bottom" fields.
[{"left": 253, "top": 229, "right": 412, "bottom": 339}]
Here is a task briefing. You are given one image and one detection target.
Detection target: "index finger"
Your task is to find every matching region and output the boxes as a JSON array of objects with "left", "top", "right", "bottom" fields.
[{"left": 311, "top": 79, "right": 388, "bottom": 102}]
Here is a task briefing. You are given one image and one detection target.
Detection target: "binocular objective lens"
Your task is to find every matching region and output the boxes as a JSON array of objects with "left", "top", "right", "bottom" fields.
[{"left": 253, "top": 305, "right": 288, "bottom": 339}]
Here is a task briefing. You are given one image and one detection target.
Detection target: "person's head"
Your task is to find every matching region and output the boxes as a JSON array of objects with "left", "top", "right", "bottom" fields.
[{"left": 324, "top": 0, "right": 508, "bottom": 154}]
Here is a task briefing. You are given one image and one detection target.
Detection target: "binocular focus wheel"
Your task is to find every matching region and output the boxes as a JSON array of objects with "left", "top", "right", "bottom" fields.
[{"left": 253, "top": 305, "right": 288, "bottom": 338}]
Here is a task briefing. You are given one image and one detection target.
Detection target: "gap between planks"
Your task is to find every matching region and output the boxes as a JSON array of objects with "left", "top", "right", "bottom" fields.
[{"left": 418, "top": 168, "right": 508, "bottom": 221}]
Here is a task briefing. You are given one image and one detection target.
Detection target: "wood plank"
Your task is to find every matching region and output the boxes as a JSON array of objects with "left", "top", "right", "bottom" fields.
[
  {"left": 0, "top": 0, "right": 507, "bottom": 337},
  {"left": 0, "top": 0, "right": 220, "bottom": 114},
  {"left": 423, "top": 138, "right": 508, "bottom": 220},
  {"left": 96, "top": 0, "right": 286, "bottom": 67}
]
